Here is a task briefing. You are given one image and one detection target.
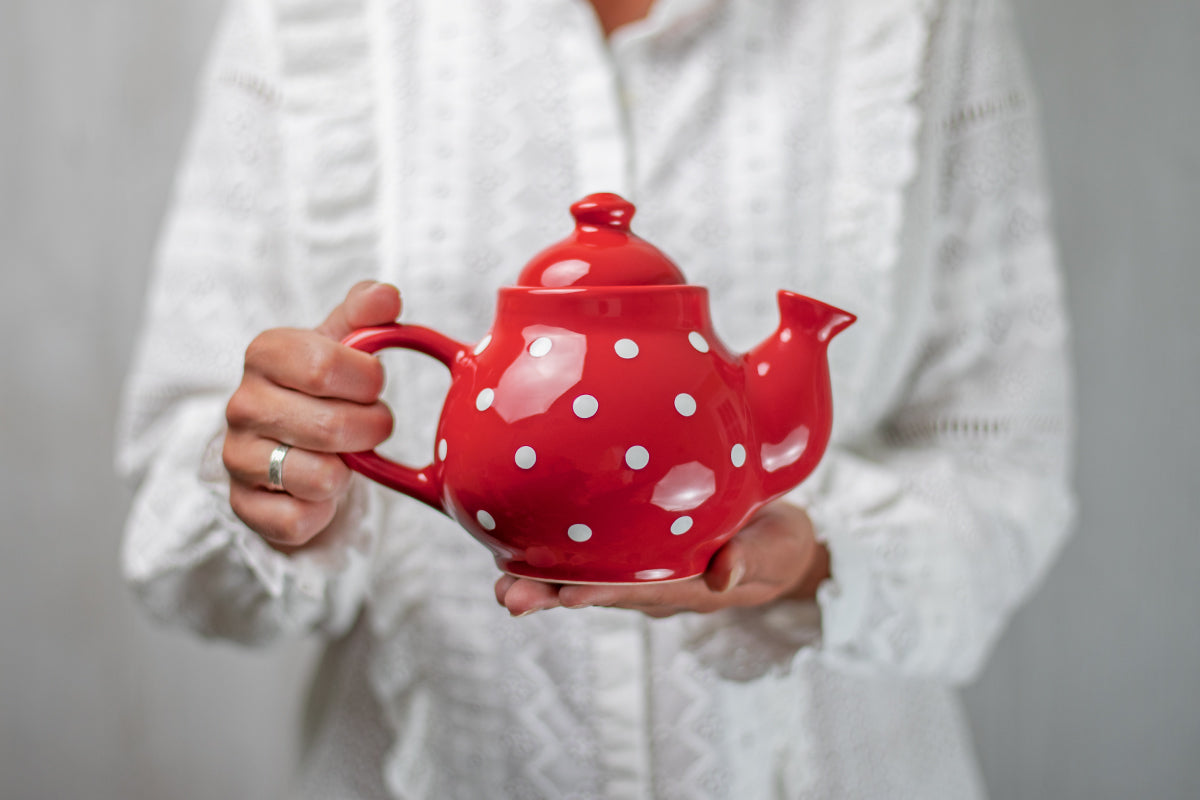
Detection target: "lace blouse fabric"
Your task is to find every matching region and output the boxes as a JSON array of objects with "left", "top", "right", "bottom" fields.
[{"left": 116, "top": 0, "right": 1076, "bottom": 797}]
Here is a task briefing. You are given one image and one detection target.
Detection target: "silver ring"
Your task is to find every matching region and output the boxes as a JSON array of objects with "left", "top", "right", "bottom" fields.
[{"left": 267, "top": 443, "right": 291, "bottom": 492}]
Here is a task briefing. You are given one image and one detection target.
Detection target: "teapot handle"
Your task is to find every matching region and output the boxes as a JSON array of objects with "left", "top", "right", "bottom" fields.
[{"left": 338, "top": 323, "right": 466, "bottom": 514}]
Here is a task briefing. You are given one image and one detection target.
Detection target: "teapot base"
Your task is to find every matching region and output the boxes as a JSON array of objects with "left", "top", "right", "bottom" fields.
[{"left": 499, "top": 559, "right": 702, "bottom": 585}]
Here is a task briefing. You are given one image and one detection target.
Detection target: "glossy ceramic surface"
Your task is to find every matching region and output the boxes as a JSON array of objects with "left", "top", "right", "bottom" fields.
[{"left": 340, "top": 193, "right": 855, "bottom": 583}]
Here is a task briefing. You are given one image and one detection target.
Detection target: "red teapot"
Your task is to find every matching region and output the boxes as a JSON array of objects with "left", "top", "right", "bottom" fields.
[{"left": 340, "top": 193, "right": 855, "bottom": 584}]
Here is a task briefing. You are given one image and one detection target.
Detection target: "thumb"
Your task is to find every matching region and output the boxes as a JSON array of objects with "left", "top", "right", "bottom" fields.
[
  {"left": 703, "top": 538, "right": 747, "bottom": 594},
  {"left": 703, "top": 504, "right": 818, "bottom": 594},
  {"left": 316, "top": 281, "right": 402, "bottom": 341}
]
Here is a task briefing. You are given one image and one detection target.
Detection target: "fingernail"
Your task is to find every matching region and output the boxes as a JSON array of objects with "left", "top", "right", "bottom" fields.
[
  {"left": 721, "top": 561, "right": 745, "bottom": 593},
  {"left": 563, "top": 604, "right": 591, "bottom": 610},
  {"left": 514, "top": 605, "right": 557, "bottom": 617}
]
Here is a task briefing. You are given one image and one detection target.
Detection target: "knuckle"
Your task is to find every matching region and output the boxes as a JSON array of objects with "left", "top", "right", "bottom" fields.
[
  {"left": 220, "top": 433, "right": 241, "bottom": 476},
  {"left": 244, "top": 330, "right": 279, "bottom": 370},
  {"left": 309, "top": 405, "right": 348, "bottom": 450},
  {"left": 303, "top": 343, "right": 341, "bottom": 396},
  {"left": 311, "top": 458, "right": 352, "bottom": 500},
  {"left": 274, "top": 505, "right": 313, "bottom": 546},
  {"left": 224, "top": 389, "right": 253, "bottom": 429}
]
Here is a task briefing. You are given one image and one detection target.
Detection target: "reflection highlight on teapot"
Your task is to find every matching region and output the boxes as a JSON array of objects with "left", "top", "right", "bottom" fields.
[
  {"left": 761, "top": 425, "right": 810, "bottom": 474},
  {"left": 651, "top": 461, "right": 717, "bottom": 512},
  {"left": 491, "top": 326, "right": 586, "bottom": 423}
]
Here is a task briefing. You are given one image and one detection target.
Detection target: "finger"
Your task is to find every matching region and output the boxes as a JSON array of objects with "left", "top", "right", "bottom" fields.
[
  {"left": 223, "top": 431, "right": 353, "bottom": 502},
  {"left": 316, "top": 281, "right": 403, "bottom": 341},
  {"left": 703, "top": 538, "right": 747, "bottom": 594},
  {"left": 494, "top": 574, "right": 518, "bottom": 607},
  {"left": 501, "top": 577, "right": 562, "bottom": 617},
  {"left": 624, "top": 605, "right": 684, "bottom": 619},
  {"left": 559, "top": 578, "right": 708, "bottom": 611},
  {"left": 229, "top": 480, "right": 338, "bottom": 548},
  {"left": 726, "top": 505, "right": 819, "bottom": 591},
  {"left": 246, "top": 328, "right": 387, "bottom": 404},
  {"left": 226, "top": 375, "right": 394, "bottom": 453},
  {"left": 559, "top": 575, "right": 780, "bottom": 614}
]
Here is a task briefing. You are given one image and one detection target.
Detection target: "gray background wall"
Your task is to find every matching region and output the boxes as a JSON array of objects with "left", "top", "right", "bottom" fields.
[{"left": 2, "top": 1, "right": 1196, "bottom": 798}]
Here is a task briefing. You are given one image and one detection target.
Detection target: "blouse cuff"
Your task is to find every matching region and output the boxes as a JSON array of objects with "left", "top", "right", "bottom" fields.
[
  {"left": 196, "top": 428, "right": 377, "bottom": 637},
  {"left": 676, "top": 452, "right": 903, "bottom": 682},
  {"left": 794, "top": 449, "right": 923, "bottom": 676},
  {"left": 809, "top": 501, "right": 872, "bottom": 657}
]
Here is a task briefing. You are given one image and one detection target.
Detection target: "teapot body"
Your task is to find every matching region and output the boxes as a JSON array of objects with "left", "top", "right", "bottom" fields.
[
  {"left": 436, "top": 286, "right": 762, "bottom": 583},
  {"left": 338, "top": 192, "right": 854, "bottom": 584}
]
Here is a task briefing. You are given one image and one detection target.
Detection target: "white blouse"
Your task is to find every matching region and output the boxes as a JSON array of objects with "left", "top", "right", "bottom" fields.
[{"left": 117, "top": 0, "right": 1076, "bottom": 797}]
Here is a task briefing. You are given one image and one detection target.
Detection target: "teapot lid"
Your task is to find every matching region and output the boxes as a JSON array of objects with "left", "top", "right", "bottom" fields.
[{"left": 516, "top": 193, "right": 687, "bottom": 287}]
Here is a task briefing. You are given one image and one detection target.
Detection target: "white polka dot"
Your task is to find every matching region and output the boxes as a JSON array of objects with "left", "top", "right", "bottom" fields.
[
  {"left": 475, "top": 388, "right": 495, "bottom": 411},
  {"left": 573, "top": 394, "right": 599, "bottom": 418},
  {"left": 515, "top": 446, "right": 536, "bottom": 469},
  {"left": 625, "top": 446, "right": 649, "bottom": 470},
  {"left": 614, "top": 338, "right": 639, "bottom": 359},
  {"left": 731, "top": 443, "right": 746, "bottom": 468},
  {"left": 529, "top": 337, "right": 553, "bottom": 358},
  {"left": 688, "top": 332, "right": 710, "bottom": 353},
  {"left": 438, "top": 438, "right": 448, "bottom": 461},
  {"left": 568, "top": 523, "right": 592, "bottom": 542},
  {"left": 674, "top": 393, "right": 697, "bottom": 417},
  {"left": 476, "top": 510, "right": 496, "bottom": 531},
  {"left": 671, "top": 516, "right": 694, "bottom": 535},
  {"left": 472, "top": 334, "right": 492, "bottom": 355}
]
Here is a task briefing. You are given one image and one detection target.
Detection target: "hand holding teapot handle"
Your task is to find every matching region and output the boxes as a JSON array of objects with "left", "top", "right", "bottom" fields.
[{"left": 222, "top": 282, "right": 401, "bottom": 549}]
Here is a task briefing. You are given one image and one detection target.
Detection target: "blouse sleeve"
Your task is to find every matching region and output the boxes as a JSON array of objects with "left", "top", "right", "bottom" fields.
[
  {"left": 115, "top": 0, "right": 377, "bottom": 645},
  {"left": 808, "top": 0, "right": 1075, "bottom": 683},
  {"left": 683, "top": 0, "right": 1076, "bottom": 684}
]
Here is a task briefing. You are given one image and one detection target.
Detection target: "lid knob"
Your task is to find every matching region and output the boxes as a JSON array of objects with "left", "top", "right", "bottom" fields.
[
  {"left": 516, "top": 193, "right": 687, "bottom": 287},
  {"left": 571, "top": 193, "right": 635, "bottom": 231}
]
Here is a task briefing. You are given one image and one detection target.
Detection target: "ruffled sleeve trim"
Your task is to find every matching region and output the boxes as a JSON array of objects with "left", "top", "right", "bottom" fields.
[{"left": 195, "top": 430, "right": 375, "bottom": 608}]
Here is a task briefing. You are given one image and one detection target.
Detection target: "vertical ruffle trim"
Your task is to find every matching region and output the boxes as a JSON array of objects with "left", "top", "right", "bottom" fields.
[
  {"left": 686, "top": 0, "right": 940, "bottom": 680},
  {"left": 823, "top": 0, "right": 936, "bottom": 398},
  {"left": 808, "top": 0, "right": 938, "bottom": 665},
  {"left": 826, "top": 0, "right": 934, "bottom": 278},
  {"left": 271, "top": 0, "right": 383, "bottom": 319}
]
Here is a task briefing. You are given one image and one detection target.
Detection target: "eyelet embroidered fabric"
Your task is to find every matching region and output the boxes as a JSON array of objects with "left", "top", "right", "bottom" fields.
[{"left": 116, "top": 1, "right": 1075, "bottom": 798}]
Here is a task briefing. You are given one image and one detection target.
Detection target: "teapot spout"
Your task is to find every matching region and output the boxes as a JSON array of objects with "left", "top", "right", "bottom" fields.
[
  {"left": 777, "top": 290, "right": 857, "bottom": 345},
  {"left": 742, "top": 291, "right": 855, "bottom": 501}
]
